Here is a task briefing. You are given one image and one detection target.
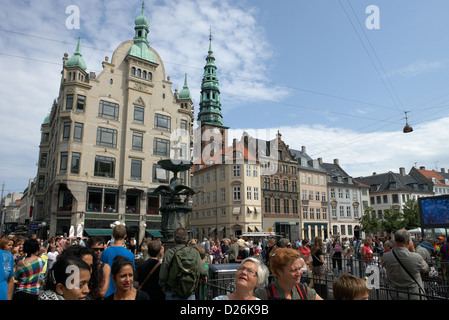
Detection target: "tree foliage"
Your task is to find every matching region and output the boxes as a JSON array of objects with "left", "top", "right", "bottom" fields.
[
  {"left": 382, "top": 206, "right": 403, "bottom": 234},
  {"left": 360, "top": 206, "right": 380, "bottom": 234},
  {"left": 401, "top": 198, "right": 420, "bottom": 230}
]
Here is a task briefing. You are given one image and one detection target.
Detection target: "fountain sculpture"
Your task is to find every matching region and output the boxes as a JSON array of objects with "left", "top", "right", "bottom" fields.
[{"left": 150, "top": 158, "right": 196, "bottom": 245}]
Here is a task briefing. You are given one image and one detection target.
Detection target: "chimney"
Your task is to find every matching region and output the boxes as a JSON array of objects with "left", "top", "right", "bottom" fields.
[
  {"left": 333, "top": 159, "right": 339, "bottom": 165},
  {"left": 301, "top": 146, "right": 306, "bottom": 153},
  {"left": 373, "top": 172, "right": 377, "bottom": 175},
  {"left": 420, "top": 166, "right": 426, "bottom": 170},
  {"left": 399, "top": 167, "right": 406, "bottom": 176},
  {"left": 318, "top": 157, "right": 323, "bottom": 165},
  {"left": 441, "top": 168, "right": 446, "bottom": 173}
]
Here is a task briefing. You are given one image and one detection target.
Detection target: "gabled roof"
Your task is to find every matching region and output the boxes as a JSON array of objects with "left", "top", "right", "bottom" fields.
[
  {"left": 321, "top": 162, "right": 361, "bottom": 187},
  {"left": 290, "top": 148, "right": 327, "bottom": 173},
  {"left": 356, "top": 171, "right": 432, "bottom": 193},
  {"left": 354, "top": 179, "right": 369, "bottom": 188},
  {"left": 415, "top": 168, "right": 449, "bottom": 186}
]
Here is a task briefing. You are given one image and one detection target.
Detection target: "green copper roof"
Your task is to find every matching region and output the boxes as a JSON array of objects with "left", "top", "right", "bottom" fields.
[
  {"left": 128, "top": 2, "right": 155, "bottom": 63},
  {"left": 42, "top": 114, "right": 50, "bottom": 125},
  {"left": 197, "top": 36, "right": 225, "bottom": 127},
  {"left": 128, "top": 43, "right": 155, "bottom": 63},
  {"left": 178, "top": 73, "right": 192, "bottom": 100},
  {"left": 135, "top": 2, "right": 150, "bottom": 29},
  {"left": 66, "top": 38, "right": 87, "bottom": 71}
]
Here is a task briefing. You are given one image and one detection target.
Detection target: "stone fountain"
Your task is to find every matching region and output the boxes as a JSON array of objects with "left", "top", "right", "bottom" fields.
[{"left": 150, "top": 158, "right": 196, "bottom": 246}]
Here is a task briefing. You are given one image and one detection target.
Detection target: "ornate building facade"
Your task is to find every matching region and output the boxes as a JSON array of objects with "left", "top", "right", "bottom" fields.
[{"left": 34, "top": 4, "right": 194, "bottom": 242}]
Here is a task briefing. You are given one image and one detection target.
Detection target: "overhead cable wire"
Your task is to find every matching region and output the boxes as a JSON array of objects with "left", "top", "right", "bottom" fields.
[
  {"left": 0, "top": 28, "right": 399, "bottom": 112},
  {"left": 338, "top": 0, "right": 405, "bottom": 113}
]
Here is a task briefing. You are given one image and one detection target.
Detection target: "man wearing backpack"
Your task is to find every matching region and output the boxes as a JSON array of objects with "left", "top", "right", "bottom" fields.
[{"left": 159, "top": 228, "right": 207, "bottom": 300}]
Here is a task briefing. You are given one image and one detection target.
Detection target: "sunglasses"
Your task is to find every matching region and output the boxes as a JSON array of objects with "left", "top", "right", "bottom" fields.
[{"left": 92, "top": 247, "right": 104, "bottom": 252}]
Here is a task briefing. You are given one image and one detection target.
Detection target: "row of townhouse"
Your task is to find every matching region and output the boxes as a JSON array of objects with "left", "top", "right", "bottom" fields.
[
  {"left": 190, "top": 130, "right": 371, "bottom": 241},
  {"left": 190, "top": 127, "right": 448, "bottom": 241}
]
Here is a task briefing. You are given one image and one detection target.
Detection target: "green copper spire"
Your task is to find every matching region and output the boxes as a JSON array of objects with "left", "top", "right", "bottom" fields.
[
  {"left": 197, "top": 31, "right": 225, "bottom": 127},
  {"left": 178, "top": 73, "right": 192, "bottom": 100},
  {"left": 66, "top": 37, "right": 87, "bottom": 71},
  {"left": 128, "top": 2, "right": 155, "bottom": 63},
  {"left": 135, "top": 1, "right": 150, "bottom": 29}
]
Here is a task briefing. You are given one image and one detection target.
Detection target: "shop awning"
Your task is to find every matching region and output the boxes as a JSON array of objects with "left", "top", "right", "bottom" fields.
[
  {"left": 146, "top": 229, "right": 163, "bottom": 238},
  {"left": 84, "top": 229, "right": 112, "bottom": 236}
]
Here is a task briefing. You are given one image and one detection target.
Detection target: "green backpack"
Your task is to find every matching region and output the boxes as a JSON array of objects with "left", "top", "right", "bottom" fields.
[{"left": 167, "top": 246, "right": 201, "bottom": 298}]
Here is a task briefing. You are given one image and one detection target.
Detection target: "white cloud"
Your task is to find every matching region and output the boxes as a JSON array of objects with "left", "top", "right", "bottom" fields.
[
  {"left": 230, "top": 116, "right": 449, "bottom": 178},
  {"left": 2, "top": 0, "right": 448, "bottom": 195},
  {"left": 0, "top": 0, "right": 288, "bottom": 192},
  {"left": 386, "top": 59, "right": 449, "bottom": 79}
]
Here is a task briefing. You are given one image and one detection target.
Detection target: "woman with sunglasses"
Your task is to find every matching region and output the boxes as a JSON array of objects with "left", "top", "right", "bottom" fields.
[
  {"left": 86, "top": 236, "right": 110, "bottom": 299},
  {"left": 213, "top": 257, "right": 269, "bottom": 300}
]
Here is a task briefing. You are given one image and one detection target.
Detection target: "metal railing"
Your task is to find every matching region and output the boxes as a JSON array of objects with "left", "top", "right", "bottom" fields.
[{"left": 196, "top": 254, "right": 449, "bottom": 300}]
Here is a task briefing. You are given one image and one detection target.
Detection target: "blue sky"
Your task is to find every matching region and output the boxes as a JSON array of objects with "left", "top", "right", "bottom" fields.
[{"left": 1, "top": 0, "right": 449, "bottom": 195}]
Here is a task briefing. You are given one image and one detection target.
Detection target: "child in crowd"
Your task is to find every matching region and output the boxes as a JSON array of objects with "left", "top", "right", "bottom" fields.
[
  {"left": 194, "top": 244, "right": 209, "bottom": 300},
  {"left": 332, "top": 274, "right": 370, "bottom": 300}
]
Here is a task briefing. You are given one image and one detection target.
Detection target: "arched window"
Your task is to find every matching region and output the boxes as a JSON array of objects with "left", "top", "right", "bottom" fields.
[
  {"left": 137, "top": 69, "right": 141, "bottom": 77},
  {"left": 131, "top": 67, "right": 136, "bottom": 76},
  {"left": 143, "top": 70, "right": 147, "bottom": 79},
  {"left": 147, "top": 72, "right": 152, "bottom": 81}
]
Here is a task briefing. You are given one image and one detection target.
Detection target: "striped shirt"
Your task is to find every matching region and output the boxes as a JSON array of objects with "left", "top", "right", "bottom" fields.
[{"left": 15, "top": 258, "right": 44, "bottom": 295}]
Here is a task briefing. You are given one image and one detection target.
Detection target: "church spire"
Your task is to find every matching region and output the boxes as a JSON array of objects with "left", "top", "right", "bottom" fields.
[
  {"left": 178, "top": 73, "right": 192, "bottom": 100},
  {"left": 66, "top": 37, "right": 87, "bottom": 71},
  {"left": 197, "top": 29, "right": 226, "bottom": 128}
]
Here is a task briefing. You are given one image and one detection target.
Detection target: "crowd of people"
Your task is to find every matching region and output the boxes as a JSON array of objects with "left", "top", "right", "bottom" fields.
[{"left": 1, "top": 226, "right": 448, "bottom": 301}]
